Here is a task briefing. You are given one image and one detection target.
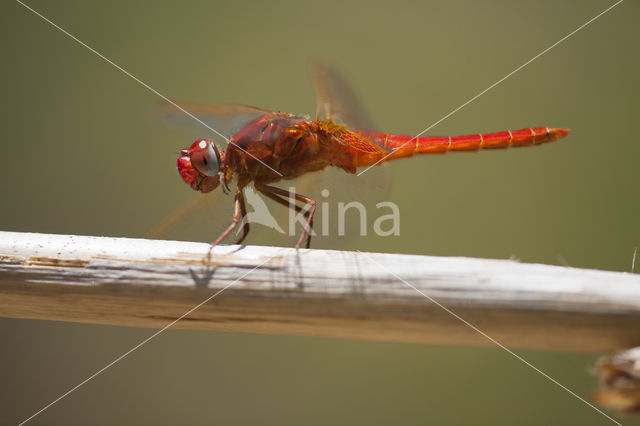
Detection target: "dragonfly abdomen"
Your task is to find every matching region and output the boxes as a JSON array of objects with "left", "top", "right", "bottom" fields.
[{"left": 379, "top": 127, "right": 569, "bottom": 160}]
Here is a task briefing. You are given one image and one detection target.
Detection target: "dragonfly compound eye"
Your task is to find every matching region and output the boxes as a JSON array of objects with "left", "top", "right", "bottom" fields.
[{"left": 189, "top": 139, "right": 220, "bottom": 177}]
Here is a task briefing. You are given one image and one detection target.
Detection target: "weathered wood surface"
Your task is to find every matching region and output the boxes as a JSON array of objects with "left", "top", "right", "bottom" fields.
[{"left": 1, "top": 231, "right": 639, "bottom": 352}]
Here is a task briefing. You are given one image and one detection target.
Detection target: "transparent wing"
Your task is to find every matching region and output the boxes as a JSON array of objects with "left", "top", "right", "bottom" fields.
[
  {"left": 259, "top": 62, "right": 392, "bottom": 248},
  {"left": 311, "top": 62, "right": 377, "bottom": 131},
  {"left": 146, "top": 180, "right": 240, "bottom": 245},
  {"left": 157, "top": 101, "right": 276, "bottom": 141}
]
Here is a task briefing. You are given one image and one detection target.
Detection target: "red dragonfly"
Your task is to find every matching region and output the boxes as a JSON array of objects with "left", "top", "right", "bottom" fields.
[{"left": 173, "top": 64, "right": 569, "bottom": 249}]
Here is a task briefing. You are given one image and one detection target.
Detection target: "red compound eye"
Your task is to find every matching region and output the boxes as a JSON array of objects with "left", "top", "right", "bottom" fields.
[
  {"left": 177, "top": 139, "right": 223, "bottom": 192},
  {"left": 188, "top": 139, "right": 221, "bottom": 177}
]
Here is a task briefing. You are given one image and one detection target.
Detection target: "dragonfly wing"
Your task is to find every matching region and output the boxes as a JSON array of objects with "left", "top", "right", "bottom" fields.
[
  {"left": 308, "top": 63, "right": 392, "bottom": 246},
  {"left": 158, "top": 101, "right": 276, "bottom": 141},
  {"left": 311, "top": 62, "right": 376, "bottom": 131},
  {"left": 311, "top": 63, "right": 387, "bottom": 154}
]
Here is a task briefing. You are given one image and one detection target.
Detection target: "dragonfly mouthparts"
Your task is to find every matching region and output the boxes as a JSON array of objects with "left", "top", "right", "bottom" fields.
[{"left": 177, "top": 155, "right": 199, "bottom": 189}]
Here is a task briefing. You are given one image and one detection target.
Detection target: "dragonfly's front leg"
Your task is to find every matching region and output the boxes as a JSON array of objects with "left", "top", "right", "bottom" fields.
[
  {"left": 235, "top": 188, "right": 249, "bottom": 245},
  {"left": 208, "top": 187, "right": 247, "bottom": 254}
]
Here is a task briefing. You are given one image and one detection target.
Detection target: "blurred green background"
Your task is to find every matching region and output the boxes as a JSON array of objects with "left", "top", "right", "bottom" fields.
[{"left": 1, "top": 0, "right": 638, "bottom": 424}]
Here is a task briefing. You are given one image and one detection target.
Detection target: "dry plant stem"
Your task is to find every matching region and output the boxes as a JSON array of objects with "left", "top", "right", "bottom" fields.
[{"left": 1, "top": 231, "right": 640, "bottom": 353}]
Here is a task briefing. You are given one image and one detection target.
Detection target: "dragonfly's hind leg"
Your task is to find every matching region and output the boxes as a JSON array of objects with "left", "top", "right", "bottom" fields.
[{"left": 257, "top": 184, "right": 316, "bottom": 249}]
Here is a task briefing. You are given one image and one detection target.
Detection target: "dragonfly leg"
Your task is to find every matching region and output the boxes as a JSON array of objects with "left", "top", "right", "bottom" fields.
[
  {"left": 257, "top": 186, "right": 312, "bottom": 248},
  {"left": 257, "top": 184, "right": 315, "bottom": 249},
  {"left": 208, "top": 187, "right": 246, "bottom": 254},
  {"left": 259, "top": 189, "right": 314, "bottom": 249},
  {"left": 235, "top": 188, "right": 249, "bottom": 245},
  {"left": 220, "top": 173, "right": 231, "bottom": 195}
]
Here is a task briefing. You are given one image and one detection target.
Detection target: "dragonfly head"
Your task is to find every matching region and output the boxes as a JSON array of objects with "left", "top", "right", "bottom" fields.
[{"left": 177, "top": 139, "right": 222, "bottom": 193}]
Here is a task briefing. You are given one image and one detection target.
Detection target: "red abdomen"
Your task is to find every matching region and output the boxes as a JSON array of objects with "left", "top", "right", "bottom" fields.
[{"left": 357, "top": 127, "right": 570, "bottom": 162}]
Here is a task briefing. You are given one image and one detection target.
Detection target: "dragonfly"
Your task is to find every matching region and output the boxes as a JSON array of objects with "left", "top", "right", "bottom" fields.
[{"left": 172, "top": 64, "right": 570, "bottom": 250}]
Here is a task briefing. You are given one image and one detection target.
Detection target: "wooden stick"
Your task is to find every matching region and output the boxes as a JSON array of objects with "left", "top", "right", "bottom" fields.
[{"left": 1, "top": 231, "right": 639, "bottom": 353}]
